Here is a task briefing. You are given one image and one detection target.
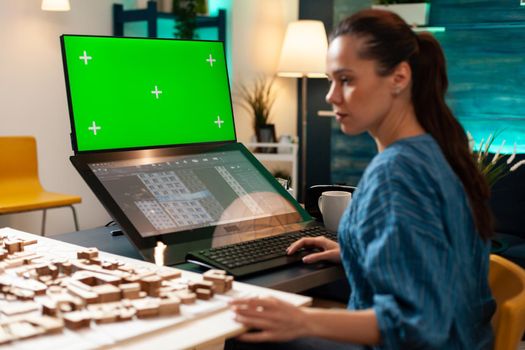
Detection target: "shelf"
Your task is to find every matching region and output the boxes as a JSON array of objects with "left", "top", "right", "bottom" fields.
[
  {"left": 112, "top": 1, "right": 226, "bottom": 41},
  {"left": 250, "top": 153, "right": 295, "bottom": 162},
  {"left": 244, "top": 142, "right": 299, "bottom": 199}
]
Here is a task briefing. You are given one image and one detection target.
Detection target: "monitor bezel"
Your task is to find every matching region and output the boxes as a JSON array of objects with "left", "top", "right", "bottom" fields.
[
  {"left": 70, "top": 142, "right": 311, "bottom": 263},
  {"left": 60, "top": 34, "right": 237, "bottom": 154}
]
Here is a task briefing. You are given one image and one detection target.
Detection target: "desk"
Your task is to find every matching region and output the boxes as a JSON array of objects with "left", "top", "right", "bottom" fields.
[
  {"left": 0, "top": 227, "right": 313, "bottom": 350},
  {"left": 53, "top": 226, "right": 346, "bottom": 294}
]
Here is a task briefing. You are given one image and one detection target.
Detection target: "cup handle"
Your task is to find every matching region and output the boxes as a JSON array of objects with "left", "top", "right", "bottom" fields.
[{"left": 318, "top": 196, "right": 324, "bottom": 215}]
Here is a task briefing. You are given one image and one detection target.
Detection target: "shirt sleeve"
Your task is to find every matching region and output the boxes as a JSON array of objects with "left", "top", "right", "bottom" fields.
[{"left": 360, "top": 159, "right": 458, "bottom": 349}]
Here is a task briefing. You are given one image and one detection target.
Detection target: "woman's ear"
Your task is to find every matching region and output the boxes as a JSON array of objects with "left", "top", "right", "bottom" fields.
[{"left": 391, "top": 61, "right": 412, "bottom": 95}]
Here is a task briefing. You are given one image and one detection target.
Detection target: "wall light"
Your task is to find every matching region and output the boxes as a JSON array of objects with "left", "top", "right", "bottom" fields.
[{"left": 41, "top": 0, "right": 71, "bottom": 11}]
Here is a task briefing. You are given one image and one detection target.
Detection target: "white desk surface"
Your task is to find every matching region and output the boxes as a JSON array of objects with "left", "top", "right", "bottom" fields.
[{"left": 0, "top": 228, "right": 311, "bottom": 350}]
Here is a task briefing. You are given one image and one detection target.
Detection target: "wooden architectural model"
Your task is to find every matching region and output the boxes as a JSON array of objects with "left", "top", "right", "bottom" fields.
[{"left": 0, "top": 233, "right": 234, "bottom": 345}]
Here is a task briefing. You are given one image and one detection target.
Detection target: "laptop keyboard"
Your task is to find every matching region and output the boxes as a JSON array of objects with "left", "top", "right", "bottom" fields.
[{"left": 186, "top": 226, "right": 337, "bottom": 277}]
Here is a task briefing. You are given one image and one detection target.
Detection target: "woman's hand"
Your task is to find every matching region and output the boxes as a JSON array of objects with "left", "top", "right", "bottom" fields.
[
  {"left": 230, "top": 297, "right": 310, "bottom": 342},
  {"left": 287, "top": 236, "right": 341, "bottom": 264}
]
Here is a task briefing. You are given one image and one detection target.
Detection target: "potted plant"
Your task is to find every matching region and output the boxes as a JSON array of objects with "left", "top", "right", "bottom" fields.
[
  {"left": 467, "top": 131, "right": 525, "bottom": 253},
  {"left": 372, "top": 0, "right": 431, "bottom": 27},
  {"left": 236, "top": 76, "right": 277, "bottom": 153},
  {"left": 172, "top": 0, "right": 208, "bottom": 39}
]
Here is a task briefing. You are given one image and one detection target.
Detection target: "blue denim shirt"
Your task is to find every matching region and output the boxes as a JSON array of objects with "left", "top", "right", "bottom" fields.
[{"left": 338, "top": 134, "right": 495, "bottom": 349}]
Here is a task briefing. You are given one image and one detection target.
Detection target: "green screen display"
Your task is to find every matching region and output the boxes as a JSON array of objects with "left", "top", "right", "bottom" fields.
[{"left": 61, "top": 35, "right": 236, "bottom": 152}]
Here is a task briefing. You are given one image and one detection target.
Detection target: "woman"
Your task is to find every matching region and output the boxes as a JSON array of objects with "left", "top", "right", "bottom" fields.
[{"left": 227, "top": 9, "right": 495, "bottom": 350}]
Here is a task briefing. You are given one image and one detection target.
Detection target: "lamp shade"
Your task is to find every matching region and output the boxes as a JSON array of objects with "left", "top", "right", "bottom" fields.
[
  {"left": 41, "top": 0, "right": 71, "bottom": 11},
  {"left": 277, "top": 20, "right": 328, "bottom": 78}
]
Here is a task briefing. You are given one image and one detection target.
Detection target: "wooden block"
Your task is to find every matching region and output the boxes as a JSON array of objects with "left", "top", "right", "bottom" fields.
[
  {"left": 101, "top": 261, "right": 119, "bottom": 270},
  {"left": 1, "top": 301, "right": 40, "bottom": 316},
  {"left": 225, "top": 276, "right": 234, "bottom": 291},
  {"left": 117, "top": 264, "right": 134, "bottom": 273},
  {"left": 159, "top": 297, "right": 180, "bottom": 316},
  {"left": 41, "top": 299, "right": 58, "bottom": 317},
  {"left": 62, "top": 311, "right": 91, "bottom": 330},
  {"left": 77, "top": 247, "right": 99, "bottom": 260},
  {"left": 21, "top": 238, "right": 38, "bottom": 247},
  {"left": 203, "top": 273, "right": 226, "bottom": 284},
  {"left": 22, "top": 255, "right": 40, "bottom": 265},
  {"left": 91, "top": 309, "right": 118, "bottom": 324},
  {"left": 90, "top": 271, "right": 121, "bottom": 286},
  {"left": 91, "top": 284, "right": 121, "bottom": 303},
  {"left": 59, "top": 303, "right": 73, "bottom": 313},
  {"left": 203, "top": 271, "right": 228, "bottom": 293},
  {"left": 26, "top": 315, "right": 64, "bottom": 334},
  {"left": 0, "top": 248, "right": 9, "bottom": 261},
  {"left": 120, "top": 282, "right": 141, "bottom": 299},
  {"left": 175, "top": 291, "right": 196, "bottom": 304},
  {"left": 89, "top": 257, "right": 101, "bottom": 265},
  {"left": 212, "top": 283, "right": 226, "bottom": 294},
  {"left": 54, "top": 294, "right": 85, "bottom": 311},
  {"left": 4, "top": 275, "right": 47, "bottom": 296},
  {"left": 5, "top": 239, "right": 23, "bottom": 254},
  {"left": 195, "top": 288, "right": 213, "bottom": 300},
  {"left": 190, "top": 280, "right": 214, "bottom": 292},
  {"left": 47, "top": 285, "right": 63, "bottom": 294},
  {"left": 61, "top": 262, "right": 73, "bottom": 275},
  {"left": 6, "top": 321, "right": 43, "bottom": 339},
  {"left": 140, "top": 275, "right": 162, "bottom": 296},
  {"left": 203, "top": 269, "right": 226, "bottom": 278},
  {"left": 107, "top": 261, "right": 119, "bottom": 270},
  {"left": 117, "top": 307, "right": 136, "bottom": 321},
  {"left": 66, "top": 281, "right": 99, "bottom": 304},
  {"left": 131, "top": 299, "right": 159, "bottom": 318},
  {"left": 157, "top": 269, "right": 182, "bottom": 280},
  {"left": 11, "top": 287, "right": 35, "bottom": 301},
  {"left": 37, "top": 275, "right": 52, "bottom": 283},
  {"left": 49, "top": 265, "right": 59, "bottom": 278},
  {"left": 11, "top": 250, "right": 38, "bottom": 260},
  {"left": 70, "top": 260, "right": 129, "bottom": 279},
  {"left": 0, "top": 326, "right": 13, "bottom": 345},
  {"left": 73, "top": 270, "right": 121, "bottom": 286},
  {"left": 35, "top": 263, "right": 51, "bottom": 276},
  {"left": 72, "top": 271, "right": 96, "bottom": 286},
  {"left": 5, "top": 258, "right": 24, "bottom": 268}
]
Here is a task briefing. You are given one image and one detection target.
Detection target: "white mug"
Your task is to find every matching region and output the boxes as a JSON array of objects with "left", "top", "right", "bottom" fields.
[{"left": 318, "top": 191, "right": 352, "bottom": 232}]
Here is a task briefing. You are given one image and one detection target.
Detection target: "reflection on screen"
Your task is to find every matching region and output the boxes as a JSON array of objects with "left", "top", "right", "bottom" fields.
[{"left": 89, "top": 150, "right": 299, "bottom": 237}]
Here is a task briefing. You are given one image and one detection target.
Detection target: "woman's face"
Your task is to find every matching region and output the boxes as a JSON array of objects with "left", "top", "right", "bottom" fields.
[{"left": 325, "top": 35, "right": 395, "bottom": 136}]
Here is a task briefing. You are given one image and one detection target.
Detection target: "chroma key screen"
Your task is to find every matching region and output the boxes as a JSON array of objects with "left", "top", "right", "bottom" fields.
[{"left": 61, "top": 35, "right": 236, "bottom": 152}]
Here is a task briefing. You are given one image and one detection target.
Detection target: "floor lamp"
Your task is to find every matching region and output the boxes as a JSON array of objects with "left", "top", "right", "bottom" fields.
[{"left": 277, "top": 20, "right": 328, "bottom": 201}]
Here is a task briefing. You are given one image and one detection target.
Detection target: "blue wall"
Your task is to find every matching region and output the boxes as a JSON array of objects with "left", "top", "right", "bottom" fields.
[
  {"left": 330, "top": 0, "right": 525, "bottom": 187},
  {"left": 430, "top": 0, "right": 525, "bottom": 154}
]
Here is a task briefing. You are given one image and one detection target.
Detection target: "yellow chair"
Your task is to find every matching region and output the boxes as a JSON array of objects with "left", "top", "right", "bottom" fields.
[
  {"left": 0, "top": 136, "right": 81, "bottom": 236},
  {"left": 489, "top": 254, "right": 525, "bottom": 350}
]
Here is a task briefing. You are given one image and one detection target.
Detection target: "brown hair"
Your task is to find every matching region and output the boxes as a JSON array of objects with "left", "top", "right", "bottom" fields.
[{"left": 331, "top": 9, "right": 493, "bottom": 239}]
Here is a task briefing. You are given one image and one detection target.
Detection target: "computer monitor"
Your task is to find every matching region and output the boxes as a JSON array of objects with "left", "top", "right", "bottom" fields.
[
  {"left": 70, "top": 143, "right": 310, "bottom": 265},
  {"left": 61, "top": 35, "right": 236, "bottom": 153}
]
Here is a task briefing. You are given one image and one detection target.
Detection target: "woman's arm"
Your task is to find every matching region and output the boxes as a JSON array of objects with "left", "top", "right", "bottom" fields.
[
  {"left": 304, "top": 307, "right": 381, "bottom": 345},
  {"left": 231, "top": 297, "right": 381, "bottom": 345}
]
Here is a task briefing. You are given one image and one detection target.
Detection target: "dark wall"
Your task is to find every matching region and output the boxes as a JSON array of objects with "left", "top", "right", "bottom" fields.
[
  {"left": 298, "top": 0, "right": 334, "bottom": 201},
  {"left": 490, "top": 154, "right": 525, "bottom": 237},
  {"left": 330, "top": 1, "right": 378, "bottom": 187}
]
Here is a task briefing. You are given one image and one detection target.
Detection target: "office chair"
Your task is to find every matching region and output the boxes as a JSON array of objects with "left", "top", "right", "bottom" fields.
[
  {"left": 489, "top": 254, "right": 525, "bottom": 350},
  {"left": 0, "top": 136, "right": 81, "bottom": 236}
]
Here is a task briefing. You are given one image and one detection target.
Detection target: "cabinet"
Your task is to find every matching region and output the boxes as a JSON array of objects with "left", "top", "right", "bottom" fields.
[{"left": 245, "top": 142, "right": 298, "bottom": 199}]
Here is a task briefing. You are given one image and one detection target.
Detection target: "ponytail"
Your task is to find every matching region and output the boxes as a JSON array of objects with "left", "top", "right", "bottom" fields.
[
  {"left": 332, "top": 10, "right": 493, "bottom": 239},
  {"left": 411, "top": 33, "right": 493, "bottom": 239}
]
